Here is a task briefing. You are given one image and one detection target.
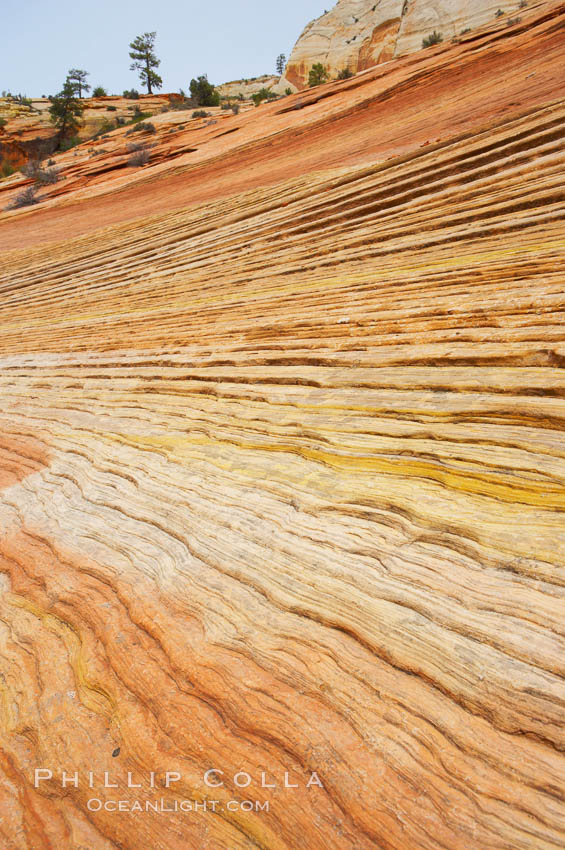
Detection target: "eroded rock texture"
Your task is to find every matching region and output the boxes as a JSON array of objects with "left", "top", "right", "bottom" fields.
[
  {"left": 0, "top": 94, "right": 177, "bottom": 172},
  {"left": 217, "top": 75, "right": 280, "bottom": 99},
  {"left": 281, "top": 0, "right": 551, "bottom": 89},
  {"left": 0, "top": 4, "right": 565, "bottom": 848}
]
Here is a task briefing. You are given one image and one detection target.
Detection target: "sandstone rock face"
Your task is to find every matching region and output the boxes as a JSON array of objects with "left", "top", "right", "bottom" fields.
[
  {"left": 280, "top": 0, "right": 547, "bottom": 89},
  {"left": 217, "top": 75, "right": 279, "bottom": 99},
  {"left": 0, "top": 4, "right": 565, "bottom": 848},
  {"left": 0, "top": 95, "right": 174, "bottom": 171}
]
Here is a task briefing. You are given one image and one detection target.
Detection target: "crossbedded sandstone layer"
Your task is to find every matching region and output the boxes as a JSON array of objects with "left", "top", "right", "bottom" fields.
[{"left": 0, "top": 3, "right": 564, "bottom": 848}]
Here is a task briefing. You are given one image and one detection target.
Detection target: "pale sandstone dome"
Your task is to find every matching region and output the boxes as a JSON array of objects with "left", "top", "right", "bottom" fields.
[
  {"left": 217, "top": 75, "right": 279, "bottom": 99},
  {"left": 280, "top": 0, "right": 546, "bottom": 89}
]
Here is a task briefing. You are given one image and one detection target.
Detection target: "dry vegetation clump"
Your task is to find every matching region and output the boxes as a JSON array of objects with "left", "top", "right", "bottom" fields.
[
  {"left": 127, "top": 148, "right": 150, "bottom": 167},
  {"left": 6, "top": 185, "right": 41, "bottom": 209}
]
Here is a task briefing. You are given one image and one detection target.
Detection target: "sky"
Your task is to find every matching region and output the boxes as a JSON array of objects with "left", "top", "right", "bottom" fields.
[{"left": 2, "top": 0, "right": 331, "bottom": 97}]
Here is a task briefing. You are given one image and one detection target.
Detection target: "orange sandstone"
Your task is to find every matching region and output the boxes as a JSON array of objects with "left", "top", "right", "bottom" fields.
[{"left": 0, "top": 3, "right": 564, "bottom": 849}]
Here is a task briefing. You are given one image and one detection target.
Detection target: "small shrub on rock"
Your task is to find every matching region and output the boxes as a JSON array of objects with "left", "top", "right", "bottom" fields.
[
  {"left": 422, "top": 31, "right": 443, "bottom": 47},
  {"left": 36, "top": 167, "right": 59, "bottom": 184},
  {"left": 127, "top": 148, "right": 150, "bottom": 167},
  {"left": 7, "top": 186, "right": 40, "bottom": 209},
  {"left": 251, "top": 87, "right": 278, "bottom": 105},
  {"left": 21, "top": 160, "right": 58, "bottom": 185},
  {"left": 190, "top": 76, "right": 220, "bottom": 107},
  {"left": 171, "top": 101, "right": 194, "bottom": 112},
  {"left": 308, "top": 64, "right": 329, "bottom": 87},
  {"left": 192, "top": 110, "right": 208, "bottom": 118},
  {"left": 20, "top": 160, "right": 41, "bottom": 179},
  {"left": 495, "top": 8, "right": 505, "bottom": 17},
  {"left": 60, "top": 136, "right": 80, "bottom": 151},
  {"left": 127, "top": 121, "right": 156, "bottom": 134},
  {"left": 128, "top": 107, "right": 152, "bottom": 125}
]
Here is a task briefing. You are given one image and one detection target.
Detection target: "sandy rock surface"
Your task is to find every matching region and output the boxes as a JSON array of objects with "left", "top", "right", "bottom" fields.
[
  {"left": 0, "top": 3, "right": 564, "bottom": 848},
  {"left": 0, "top": 94, "right": 176, "bottom": 170},
  {"left": 281, "top": 0, "right": 549, "bottom": 89},
  {"left": 217, "top": 75, "right": 279, "bottom": 98}
]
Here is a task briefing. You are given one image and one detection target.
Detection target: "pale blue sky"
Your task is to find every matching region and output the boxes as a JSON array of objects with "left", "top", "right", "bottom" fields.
[{"left": 2, "top": 0, "right": 330, "bottom": 97}]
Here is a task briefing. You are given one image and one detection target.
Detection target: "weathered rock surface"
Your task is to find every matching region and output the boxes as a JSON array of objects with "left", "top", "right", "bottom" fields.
[
  {"left": 0, "top": 94, "right": 174, "bottom": 171},
  {"left": 217, "top": 75, "right": 279, "bottom": 99},
  {"left": 281, "top": 0, "right": 550, "bottom": 89},
  {"left": 0, "top": 3, "right": 565, "bottom": 848}
]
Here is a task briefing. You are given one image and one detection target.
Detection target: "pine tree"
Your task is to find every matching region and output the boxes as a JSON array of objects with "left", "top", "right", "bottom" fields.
[
  {"left": 67, "top": 69, "right": 90, "bottom": 98},
  {"left": 129, "top": 32, "right": 163, "bottom": 94},
  {"left": 308, "top": 63, "right": 329, "bottom": 87},
  {"left": 48, "top": 80, "right": 83, "bottom": 141},
  {"left": 189, "top": 76, "right": 219, "bottom": 107},
  {"left": 276, "top": 54, "right": 286, "bottom": 76}
]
